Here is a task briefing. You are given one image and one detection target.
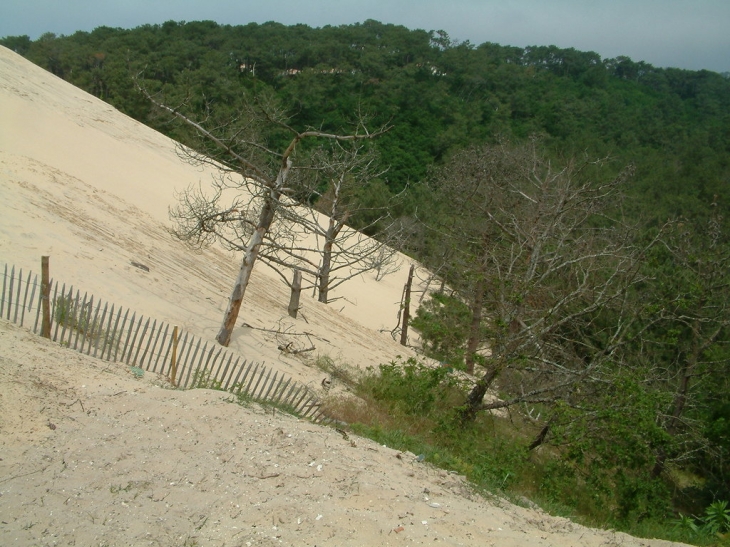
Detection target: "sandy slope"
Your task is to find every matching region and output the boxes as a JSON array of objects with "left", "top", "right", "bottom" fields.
[
  {"left": 0, "top": 46, "right": 689, "bottom": 546},
  {"left": 0, "top": 44, "right": 426, "bottom": 384}
]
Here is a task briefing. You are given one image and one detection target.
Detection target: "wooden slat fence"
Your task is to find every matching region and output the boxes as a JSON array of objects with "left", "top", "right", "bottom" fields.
[{"left": 0, "top": 262, "right": 327, "bottom": 422}]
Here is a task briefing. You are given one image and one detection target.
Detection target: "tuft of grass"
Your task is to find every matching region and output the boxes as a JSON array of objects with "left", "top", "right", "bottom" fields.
[
  {"left": 191, "top": 368, "right": 223, "bottom": 390},
  {"left": 53, "top": 294, "right": 120, "bottom": 350},
  {"left": 312, "top": 354, "right": 361, "bottom": 388}
]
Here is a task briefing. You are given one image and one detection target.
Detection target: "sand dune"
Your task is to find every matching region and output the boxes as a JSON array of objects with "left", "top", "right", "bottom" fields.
[{"left": 0, "top": 46, "right": 688, "bottom": 546}]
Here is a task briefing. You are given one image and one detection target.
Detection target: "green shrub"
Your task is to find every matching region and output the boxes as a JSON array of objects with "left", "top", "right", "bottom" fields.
[
  {"left": 411, "top": 292, "right": 472, "bottom": 366},
  {"left": 360, "top": 357, "right": 459, "bottom": 415}
]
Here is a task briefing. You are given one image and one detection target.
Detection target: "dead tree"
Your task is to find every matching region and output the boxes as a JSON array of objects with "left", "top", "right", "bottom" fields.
[
  {"left": 141, "top": 85, "right": 388, "bottom": 345},
  {"left": 426, "top": 141, "right": 647, "bottom": 424},
  {"left": 256, "top": 141, "right": 403, "bottom": 304}
]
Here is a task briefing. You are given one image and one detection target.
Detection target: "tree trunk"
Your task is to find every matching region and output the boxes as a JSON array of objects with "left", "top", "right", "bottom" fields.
[
  {"left": 216, "top": 164, "right": 287, "bottom": 346},
  {"left": 459, "top": 364, "right": 500, "bottom": 425},
  {"left": 400, "top": 264, "right": 415, "bottom": 346},
  {"left": 317, "top": 216, "right": 345, "bottom": 304},
  {"left": 652, "top": 327, "right": 699, "bottom": 477},
  {"left": 318, "top": 238, "right": 333, "bottom": 304},
  {"left": 528, "top": 423, "right": 550, "bottom": 451},
  {"left": 216, "top": 222, "right": 267, "bottom": 346},
  {"left": 465, "top": 277, "right": 485, "bottom": 374},
  {"left": 288, "top": 270, "right": 302, "bottom": 318}
]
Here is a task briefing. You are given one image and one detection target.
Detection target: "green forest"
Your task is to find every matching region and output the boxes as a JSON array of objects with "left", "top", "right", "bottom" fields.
[{"left": 4, "top": 19, "right": 730, "bottom": 543}]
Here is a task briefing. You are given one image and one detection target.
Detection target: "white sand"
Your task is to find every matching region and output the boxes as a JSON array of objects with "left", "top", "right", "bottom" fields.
[{"left": 0, "top": 46, "right": 688, "bottom": 546}]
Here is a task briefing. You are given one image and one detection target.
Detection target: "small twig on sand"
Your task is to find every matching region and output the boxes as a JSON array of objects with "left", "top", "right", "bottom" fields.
[{"left": 67, "top": 398, "right": 85, "bottom": 413}]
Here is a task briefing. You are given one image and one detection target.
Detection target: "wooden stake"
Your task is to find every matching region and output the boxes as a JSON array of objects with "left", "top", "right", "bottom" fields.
[
  {"left": 288, "top": 269, "right": 303, "bottom": 319},
  {"left": 400, "top": 264, "right": 414, "bottom": 346},
  {"left": 170, "top": 325, "right": 179, "bottom": 386},
  {"left": 41, "top": 256, "right": 51, "bottom": 338}
]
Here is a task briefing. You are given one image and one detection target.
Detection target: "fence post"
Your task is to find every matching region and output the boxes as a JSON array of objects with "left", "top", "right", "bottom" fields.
[
  {"left": 288, "top": 269, "right": 302, "bottom": 319},
  {"left": 41, "top": 256, "right": 51, "bottom": 338},
  {"left": 170, "top": 325, "right": 179, "bottom": 386},
  {"left": 400, "top": 264, "right": 414, "bottom": 346}
]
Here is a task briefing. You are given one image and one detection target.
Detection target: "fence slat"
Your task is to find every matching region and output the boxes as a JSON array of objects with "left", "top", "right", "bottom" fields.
[
  {"left": 225, "top": 357, "right": 244, "bottom": 392},
  {"left": 207, "top": 347, "right": 223, "bottom": 386},
  {"left": 239, "top": 363, "right": 259, "bottom": 396},
  {"left": 182, "top": 338, "right": 202, "bottom": 388},
  {"left": 49, "top": 281, "right": 60, "bottom": 342},
  {"left": 251, "top": 366, "right": 269, "bottom": 399},
  {"left": 299, "top": 394, "right": 320, "bottom": 418},
  {"left": 217, "top": 353, "right": 234, "bottom": 389},
  {"left": 77, "top": 293, "right": 92, "bottom": 350},
  {"left": 57, "top": 284, "right": 70, "bottom": 344},
  {"left": 92, "top": 302, "right": 109, "bottom": 358},
  {"left": 112, "top": 308, "right": 129, "bottom": 361},
  {"left": 173, "top": 332, "right": 190, "bottom": 377},
  {"left": 239, "top": 362, "right": 257, "bottom": 395},
  {"left": 20, "top": 270, "right": 32, "bottom": 327},
  {"left": 273, "top": 378, "right": 292, "bottom": 405},
  {"left": 285, "top": 385, "right": 305, "bottom": 407},
  {"left": 33, "top": 275, "right": 43, "bottom": 334},
  {"left": 6, "top": 265, "right": 14, "bottom": 321},
  {"left": 12, "top": 268, "right": 21, "bottom": 324},
  {"left": 283, "top": 382, "right": 300, "bottom": 406},
  {"left": 101, "top": 304, "right": 117, "bottom": 360},
  {"left": 63, "top": 289, "right": 78, "bottom": 346},
  {"left": 222, "top": 356, "right": 241, "bottom": 391},
  {"left": 282, "top": 384, "right": 300, "bottom": 407},
  {"left": 139, "top": 319, "right": 157, "bottom": 368},
  {"left": 142, "top": 321, "right": 164, "bottom": 371},
  {"left": 270, "top": 375, "right": 287, "bottom": 404},
  {"left": 85, "top": 298, "right": 102, "bottom": 355},
  {"left": 211, "top": 348, "right": 226, "bottom": 384},
  {"left": 177, "top": 332, "right": 194, "bottom": 383},
  {"left": 131, "top": 317, "right": 150, "bottom": 365},
  {"left": 292, "top": 388, "right": 310, "bottom": 413},
  {"left": 27, "top": 273, "right": 38, "bottom": 325},
  {"left": 194, "top": 345, "right": 216, "bottom": 387},
  {"left": 154, "top": 323, "right": 171, "bottom": 374},
  {"left": 0, "top": 263, "right": 7, "bottom": 318},
  {"left": 125, "top": 314, "right": 145, "bottom": 365},
  {"left": 262, "top": 371, "right": 280, "bottom": 400},
  {"left": 255, "top": 368, "right": 272, "bottom": 399},
  {"left": 301, "top": 398, "right": 321, "bottom": 419},
  {"left": 73, "top": 293, "right": 89, "bottom": 350},
  {"left": 118, "top": 311, "right": 136, "bottom": 362},
  {"left": 79, "top": 295, "right": 95, "bottom": 354},
  {"left": 188, "top": 341, "right": 209, "bottom": 388}
]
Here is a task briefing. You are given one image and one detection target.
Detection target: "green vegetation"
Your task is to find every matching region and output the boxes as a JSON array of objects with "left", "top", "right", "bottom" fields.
[
  {"left": 323, "top": 357, "right": 723, "bottom": 545},
  {"left": 191, "top": 367, "right": 310, "bottom": 418},
  {"left": 4, "top": 19, "right": 730, "bottom": 544},
  {"left": 53, "top": 294, "right": 118, "bottom": 349},
  {"left": 410, "top": 291, "right": 474, "bottom": 367},
  {"left": 2, "top": 20, "right": 729, "bottom": 223}
]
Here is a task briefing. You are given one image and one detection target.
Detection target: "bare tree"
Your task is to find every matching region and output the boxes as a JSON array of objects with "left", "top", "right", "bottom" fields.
[
  {"left": 254, "top": 141, "right": 403, "bottom": 304},
  {"left": 425, "top": 141, "right": 649, "bottom": 425},
  {"left": 141, "top": 85, "right": 389, "bottom": 345}
]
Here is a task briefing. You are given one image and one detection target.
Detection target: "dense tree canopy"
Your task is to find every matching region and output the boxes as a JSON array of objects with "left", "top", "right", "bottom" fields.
[{"left": 3, "top": 20, "right": 729, "bottom": 221}]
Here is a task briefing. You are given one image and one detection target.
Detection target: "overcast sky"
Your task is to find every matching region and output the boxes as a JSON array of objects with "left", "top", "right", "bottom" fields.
[{"left": 1, "top": 0, "right": 728, "bottom": 73}]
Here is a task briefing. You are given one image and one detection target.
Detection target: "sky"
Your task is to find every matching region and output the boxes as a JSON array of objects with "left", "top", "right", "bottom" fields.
[{"left": 1, "top": 0, "right": 728, "bottom": 73}]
